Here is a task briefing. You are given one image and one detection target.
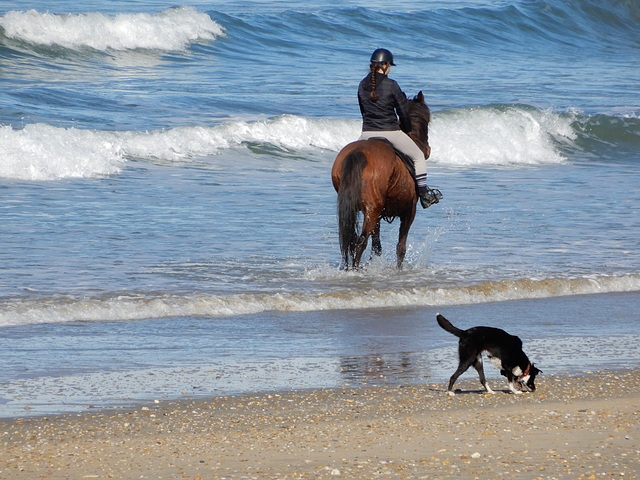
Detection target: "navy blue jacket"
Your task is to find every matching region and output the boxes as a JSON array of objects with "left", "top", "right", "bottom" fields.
[{"left": 358, "top": 72, "right": 412, "bottom": 133}]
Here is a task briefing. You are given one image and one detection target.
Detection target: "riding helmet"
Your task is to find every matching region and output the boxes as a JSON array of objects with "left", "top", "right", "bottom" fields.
[{"left": 370, "top": 48, "right": 396, "bottom": 66}]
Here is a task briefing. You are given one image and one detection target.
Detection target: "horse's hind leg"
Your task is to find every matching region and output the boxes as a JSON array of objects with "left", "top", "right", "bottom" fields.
[
  {"left": 353, "top": 235, "right": 368, "bottom": 268},
  {"left": 371, "top": 221, "right": 382, "bottom": 257},
  {"left": 396, "top": 214, "right": 414, "bottom": 269},
  {"left": 353, "top": 212, "right": 381, "bottom": 268}
]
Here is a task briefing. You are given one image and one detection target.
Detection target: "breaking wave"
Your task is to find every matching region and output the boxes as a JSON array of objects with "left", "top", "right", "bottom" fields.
[
  {"left": 1, "top": 274, "right": 638, "bottom": 327},
  {"left": 0, "top": 7, "right": 224, "bottom": 52},
  {"left": 3, "top": 105, "right": 631, "bottom": 181}
]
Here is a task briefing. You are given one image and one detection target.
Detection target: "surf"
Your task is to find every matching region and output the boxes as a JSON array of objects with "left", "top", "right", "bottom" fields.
[
  {"left": 4, "top": 106, "right": 631, "bottom": 181},
  {"left": 0, "top": 7, "right": 224, "bottom": 52},
  {"left": 1, "top": 273, "right": 638, "bottom": 327}
]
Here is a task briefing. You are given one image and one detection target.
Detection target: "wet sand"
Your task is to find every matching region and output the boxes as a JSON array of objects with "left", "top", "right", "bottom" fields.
[{"left": 2, "top": 368, "right": 639, "bottom": 479}]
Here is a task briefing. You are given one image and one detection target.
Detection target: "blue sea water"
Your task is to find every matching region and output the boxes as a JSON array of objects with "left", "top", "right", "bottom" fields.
[{"left": 0, "top": 0, "right": 639, "bottom": 417}]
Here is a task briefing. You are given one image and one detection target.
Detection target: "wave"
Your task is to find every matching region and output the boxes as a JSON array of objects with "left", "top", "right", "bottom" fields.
[
  {"left": 448, "top": 0, "right": 637, "bottom": 48},
  {"left": 341, "top": 0, "right": 639, "bottom": 51},
  {"left": 2, "top": 0, "right": 634, "bottom": 56},
  {"left": 5, "top": 105, "right": 625, "bottom": 181},
  {"left": 571, "top": 112, "right": 640, "bottom": 151},
  {"left": 1, "top": 273, "right": 638, "bottom": 327},
  {"left": 0, "top": 116, "right": 355, "bottom": 180},
  {"left": 513, "top": 0, "right": 639, "bottom": 50},
  {"left": 0, "top": 123, "right": 126, "bottom": 180},
  {"left": 0, "top": 7, "right": 224, "bottom": 52},
  {"left": 211, "top": 0, "right": 640, "bottom": 64},
  {"left": 431, "top": 105, "right": 576, "bottom": 166}
]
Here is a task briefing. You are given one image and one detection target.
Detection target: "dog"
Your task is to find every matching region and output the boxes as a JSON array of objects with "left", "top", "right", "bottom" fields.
[{"left": 437, "top": 313, "right": 540, "bottom": 396}]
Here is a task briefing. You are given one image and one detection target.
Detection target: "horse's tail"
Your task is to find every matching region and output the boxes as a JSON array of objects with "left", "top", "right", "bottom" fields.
[{"left": 338, "top": 149, "right": 367, "bottom": 267}]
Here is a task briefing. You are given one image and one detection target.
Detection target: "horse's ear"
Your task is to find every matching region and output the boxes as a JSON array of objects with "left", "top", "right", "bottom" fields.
[{"left": 415, "top": 91, "right": 425, "bottom": 103}]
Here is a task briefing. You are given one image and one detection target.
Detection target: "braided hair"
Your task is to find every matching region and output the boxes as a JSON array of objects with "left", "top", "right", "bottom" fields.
[{"left": 369, "top": 62, "right": 380, "bottom": 101}]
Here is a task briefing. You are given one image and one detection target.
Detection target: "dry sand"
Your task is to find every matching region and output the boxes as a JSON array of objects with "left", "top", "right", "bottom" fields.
[{"left": 2, "top": 368, "right": 639, "bottom": 479}]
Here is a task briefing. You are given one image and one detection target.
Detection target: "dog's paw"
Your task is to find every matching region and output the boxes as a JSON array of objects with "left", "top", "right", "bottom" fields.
[
  {"left": 447, "top": 390, "right": 456, "bottom": 397},
  {"left": 508, "top": 383, "right": 523, "bottom": 394},
  {"left": 485, "top": 388, "right": 496, "bottom": 395}
]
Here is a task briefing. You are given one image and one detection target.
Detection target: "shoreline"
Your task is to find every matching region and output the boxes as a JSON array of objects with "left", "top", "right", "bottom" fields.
[
  {"left": 2, "top": 368, "right": 639, "bottom": 479},
  {"left": 3, "top": 291, "right": 640, "bottom": 420}
]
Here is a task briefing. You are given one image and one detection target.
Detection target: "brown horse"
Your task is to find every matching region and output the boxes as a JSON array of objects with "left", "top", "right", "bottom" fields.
[{"left": 331, "top": 91, "right": 431, "bottom": 269}]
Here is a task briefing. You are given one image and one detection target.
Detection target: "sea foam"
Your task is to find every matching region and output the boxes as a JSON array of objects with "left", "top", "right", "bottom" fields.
[
  {"left": 0, "top": 124, "right": 126, "bottom": 180},
  {"left": 0, "top": 106, "right": 578, "bottom": 181},
  {"left": 430, "top": 105, "right": 575, "bottom": 166},
  {"left": 0, "top": 7, "right": 224, "bottom": 51},
  {"left": 1, "top": 274, "right": 638, "bottom": 327}
]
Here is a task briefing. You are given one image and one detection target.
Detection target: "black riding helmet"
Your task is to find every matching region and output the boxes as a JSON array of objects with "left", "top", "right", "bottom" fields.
[{"left": 370, "top": 48, "right": 396, "bottom": 66}]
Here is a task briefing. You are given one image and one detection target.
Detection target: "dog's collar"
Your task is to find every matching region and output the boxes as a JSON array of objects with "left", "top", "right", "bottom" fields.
[{"left": 521, "top": 363, "right": 531, "bottom": 378}]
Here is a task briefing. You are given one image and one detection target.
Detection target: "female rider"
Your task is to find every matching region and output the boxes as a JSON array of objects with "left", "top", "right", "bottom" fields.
[{"left": 358, "top": 48, "right": 442, "bottom": 208}]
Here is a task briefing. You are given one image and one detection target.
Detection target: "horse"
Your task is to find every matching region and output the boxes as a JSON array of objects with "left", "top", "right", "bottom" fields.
[{"left": 331, "top": 91, "right": 431, "bottom": 269}]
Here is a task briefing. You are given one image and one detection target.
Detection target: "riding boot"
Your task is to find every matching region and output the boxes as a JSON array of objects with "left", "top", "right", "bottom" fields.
[{"left": 418, "top": 185, "right": 442, "bottom": 209}]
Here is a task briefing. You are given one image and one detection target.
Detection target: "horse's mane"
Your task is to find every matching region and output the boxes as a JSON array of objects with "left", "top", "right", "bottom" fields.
[{"left": 408, "top": 92, "right": 431, "bottom": 153}]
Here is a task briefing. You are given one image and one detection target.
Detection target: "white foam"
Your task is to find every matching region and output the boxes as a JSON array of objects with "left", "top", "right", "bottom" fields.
[
  {"left": 0, "top": 106, "right": 579, "bottom": 180},
  {"left": 0, "top": 117, "right": 358, "bottom": 180},
  {"left": 216, "top": 115, "right": 358, "bottom": 152},
  {"left": 430, "top": 106, "right": 575, "bottom": 166},
  {"left": 124, "top": 116, "right": 359, "bottom": 161},
  {"left": 0, "top": 7, "right": 224, "bottom": 51},
  {"left": 0, "top": 124, "right": 126, "bottom": 180},
  {"left": 1, "top": 274, "right": 638, "bottom": 327}
]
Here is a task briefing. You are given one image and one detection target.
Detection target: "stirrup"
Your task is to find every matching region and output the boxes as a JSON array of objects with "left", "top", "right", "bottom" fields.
[{"left": 420, "top": 188, "right": 442, "bottom": 209}]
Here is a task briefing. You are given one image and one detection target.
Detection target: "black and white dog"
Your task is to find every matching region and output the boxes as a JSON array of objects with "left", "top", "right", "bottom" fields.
[{"left": 437, "top": 313, "right": 540, "bottom": 396}]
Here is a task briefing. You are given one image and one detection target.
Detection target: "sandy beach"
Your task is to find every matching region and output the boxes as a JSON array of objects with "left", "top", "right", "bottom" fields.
[{"left": 1, "top": 368, "right": 638, "bottom": 480}]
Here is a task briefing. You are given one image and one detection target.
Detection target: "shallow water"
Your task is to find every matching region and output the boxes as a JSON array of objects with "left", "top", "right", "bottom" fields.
[{"left": 2, "top": 292, "right": 639, "bottom": 418}]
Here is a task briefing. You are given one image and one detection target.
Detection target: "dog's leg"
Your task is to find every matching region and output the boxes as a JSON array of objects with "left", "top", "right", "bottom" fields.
[
  {"left": 507, "top": 378, "right": 523, "bottom": 394},
  {"left": 502, "top": 371, "right": 522, "bottom": 394},
  {"left": 447, "top": 360, "right": 473, "bottom": 396},
  {"left": 508, "top": 383, "right": 523, "bottom": 394},
  {"left": 473, "top": 356, "right": 495, "bottom": 394}
]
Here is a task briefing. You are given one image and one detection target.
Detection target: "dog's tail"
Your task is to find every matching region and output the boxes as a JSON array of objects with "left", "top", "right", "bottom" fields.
[{"left": 436, "top": 313, "right": 464, "bottom": 337}]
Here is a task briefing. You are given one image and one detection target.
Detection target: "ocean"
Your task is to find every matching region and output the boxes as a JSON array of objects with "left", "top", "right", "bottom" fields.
[{"left": 1, "top": 0, "right": 639, "bottom": 417}]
